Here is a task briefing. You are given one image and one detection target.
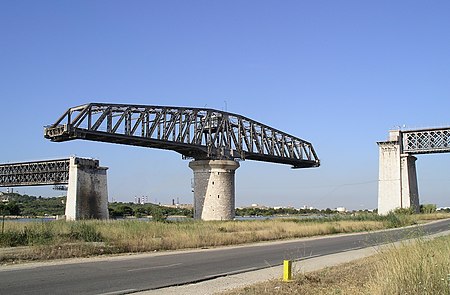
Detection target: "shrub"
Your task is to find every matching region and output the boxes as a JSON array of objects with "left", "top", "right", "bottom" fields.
[
  {"left": 420, "top": 203, "right": 437, "bottom": 214},
  {"left": 0, "top": 223, "right": 55, "bottom": 247},
  {"left": 150, "top": 206, "right": 167, "bottom": 222},
  {"left": 68, "top": 222, "right": 103, "bottom": 242},
  {"left": 393, "top": 207, "right": 415, "bottom": 215}
]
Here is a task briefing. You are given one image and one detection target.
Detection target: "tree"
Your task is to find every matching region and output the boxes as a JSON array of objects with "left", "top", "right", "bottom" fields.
[
  {"left": 113, "top": 205, "right": 133, "bottom": 217},
  {"left": 0, "top": 202, "right": 21, "bottom": 216}
]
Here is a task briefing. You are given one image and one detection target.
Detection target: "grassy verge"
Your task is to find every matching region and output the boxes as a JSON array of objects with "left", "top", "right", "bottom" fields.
[
  {"left": 0, "top": 213, "right": 448, "bottom": 263},
  {"left": 222, "top": 234, "right": 450, "bottom": 295}
]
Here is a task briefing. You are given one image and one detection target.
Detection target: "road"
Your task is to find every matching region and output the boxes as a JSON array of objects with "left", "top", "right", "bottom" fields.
[{"left": 1, "top": 219, "right": 449, "bottom": 295}]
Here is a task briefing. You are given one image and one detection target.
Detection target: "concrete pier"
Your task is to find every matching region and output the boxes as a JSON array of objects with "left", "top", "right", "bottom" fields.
[
  {"left": 189, "top": 159, "right": 240, "bottom": 220},
  {"left": 65, "top": 157, "right": 109, "bottom": 220},
  {"left": 378, "top": 131, "right": 419, "bottom": 215}
]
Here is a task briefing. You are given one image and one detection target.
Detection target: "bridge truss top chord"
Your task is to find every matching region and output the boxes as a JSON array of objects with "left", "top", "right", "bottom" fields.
[
  {"left": 44, "top": 103, "right": 320, "bottom": 168},
  {"left": 0, "top": 159, "right": 70, "bottom": 187},
  {"left": 401, "top": 127, "right": 450, "bottom": 154}
]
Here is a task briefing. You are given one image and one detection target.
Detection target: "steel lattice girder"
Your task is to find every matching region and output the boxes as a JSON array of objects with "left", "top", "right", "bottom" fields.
[
  {"left": 0, "top": 159, "right": 70, "bottom": 187},
  {"left": 44, "top": 103, "right": 320, "bottom": 168},
  {"left": 402, "top": 127, "right": 450, "bottom": 154}
]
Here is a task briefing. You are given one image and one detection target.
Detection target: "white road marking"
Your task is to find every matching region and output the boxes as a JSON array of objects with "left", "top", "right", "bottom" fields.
[{"left": 127, "top": 263, "right": 182, "bottom": 272}]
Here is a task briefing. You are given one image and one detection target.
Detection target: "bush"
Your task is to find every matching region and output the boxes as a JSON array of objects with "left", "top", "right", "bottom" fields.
[
  {"left": 0, "top": 223, "right": 55, "bottom": 247},
  {"left": 393, "top": 207, "right": 415, "bottom": 215},
  {"left": 0, "top": 230, "right": 29, "bottom": 247},
  {"left": 385, "top": 212, "right": 414, "bottom": 228},
  {"left": 420, "top": 204, "right": 437, "bottom": 214},
  {"left": 150, "top": 206, "right": 167, "bottom": 222},
  {"left": 68, "top": 222, "right": 103, "bottom": 242}
]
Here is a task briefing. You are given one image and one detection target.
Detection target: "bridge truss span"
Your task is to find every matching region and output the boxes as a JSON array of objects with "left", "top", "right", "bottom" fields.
[
  {"left": 402, "top": 127, "right": 450, "bottom": 154},
  {"left": 0, "top": 159, "right": 70, "bottom": 187},
  {"left": 44, "top": 103, "right": 320, "bottom": 168}
]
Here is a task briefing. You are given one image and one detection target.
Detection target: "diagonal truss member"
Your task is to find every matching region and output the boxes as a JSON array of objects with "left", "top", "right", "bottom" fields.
[{"left": 44, "top": 103, "right": 320, "bottom": 168}]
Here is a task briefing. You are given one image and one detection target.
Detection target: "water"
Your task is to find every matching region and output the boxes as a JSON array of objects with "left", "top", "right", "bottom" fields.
[
  {"left": 3, "top": 217, "right": 56, "bottom": 222},
  {"left": 235, "top": 214, "right": 326, "bottom": 221}
]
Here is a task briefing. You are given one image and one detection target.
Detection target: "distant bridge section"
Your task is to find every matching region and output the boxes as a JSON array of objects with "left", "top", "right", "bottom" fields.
[
  {"left": 402, "top": 127, "right": 450, "bottom": 154},
  {"left": 44, "top": 103, "right": 320, "bottom": 168},
  {"left": 0, "top": 157, "right": 108, "bottom": 220},
  {"left": 378, "top": 126, "right": 450, "bottom": 215},
  {"left": 0, "top": 159, "right": 70, "bottom": 187}
]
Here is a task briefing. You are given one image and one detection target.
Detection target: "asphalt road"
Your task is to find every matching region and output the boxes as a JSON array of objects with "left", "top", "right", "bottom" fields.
[{"left": 1, "top": 219, "right": 449, "bottom": 295}]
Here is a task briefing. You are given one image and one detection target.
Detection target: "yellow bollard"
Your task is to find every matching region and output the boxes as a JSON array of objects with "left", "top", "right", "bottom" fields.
[{"left": 283, "top": 260, "right": 292, "bottom": 282}]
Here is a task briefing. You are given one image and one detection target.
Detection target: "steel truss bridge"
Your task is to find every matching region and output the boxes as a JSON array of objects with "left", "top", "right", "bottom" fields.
[
  {"left": 44, "top": 103, "right": 320, "bottom": 168},
  {"left": 402, "top": 127, "right": 450, "bottom": 154},
  {"left": 0, "top": 159, "right": 70, "bottom": 187}
]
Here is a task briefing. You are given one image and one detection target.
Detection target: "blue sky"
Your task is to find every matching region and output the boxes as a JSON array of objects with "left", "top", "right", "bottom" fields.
[{"left": 1, "top": 1, "right": 450, "bottom": 209}]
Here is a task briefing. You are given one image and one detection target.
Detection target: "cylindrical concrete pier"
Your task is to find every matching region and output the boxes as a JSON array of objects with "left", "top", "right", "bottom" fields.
[{"left": 189, "top": 159, "right": 240, "bottom": 220}]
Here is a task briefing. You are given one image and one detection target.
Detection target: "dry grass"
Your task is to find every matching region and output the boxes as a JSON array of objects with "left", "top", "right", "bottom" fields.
[
  {"left": 0, "top": 219, "right": 387, "bottom": 262},
  {"left": 1, "top": 213, "right": 449, "bottom": 263},
  {"left": 222, "top": 235, "right": 450, "bottom": 295},
  {"left": 368, "top": 235, "right": 450, "bottom": 294},
  {"left": 222, "top": 255, "right": 376, "bottom": 295},
  {"left": 73, "top": 219, "right": 388, "bottom": 252},
  {"left": 414, "top": 212, "right": 450, "bottom": 222}
]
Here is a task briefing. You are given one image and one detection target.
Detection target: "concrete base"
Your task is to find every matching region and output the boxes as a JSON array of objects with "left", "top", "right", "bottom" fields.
[
  {"left": 378, "top": 136, "right": 419, "bottom": 215},
  {"left": 189, "top": 160, "right": 239, "bottom": 220},
  {"left": 65, "top": 157, "right": 109, "bottom": 220}
]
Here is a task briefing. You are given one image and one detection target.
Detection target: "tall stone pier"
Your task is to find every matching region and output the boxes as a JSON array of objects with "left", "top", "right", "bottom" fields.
[
  {"left": 66, "top": 157, "right": 109, "bottom": 220},
  {"left": 189, "top": 159, "right": 240, "bottom": 220},
  {"left": 378, "top": 130, "right": 419, "bottom": 215}
]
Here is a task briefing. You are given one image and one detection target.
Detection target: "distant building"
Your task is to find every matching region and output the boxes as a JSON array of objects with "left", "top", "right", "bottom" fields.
[
  {"left": 336, "top": 207, "right": 347, "bottom": 213},
  {"left": 239, "top": 204, "right": 269, "bottom": 210},
  {"left": 134, "top": 196, "right": 149, "bottom": 205}
]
